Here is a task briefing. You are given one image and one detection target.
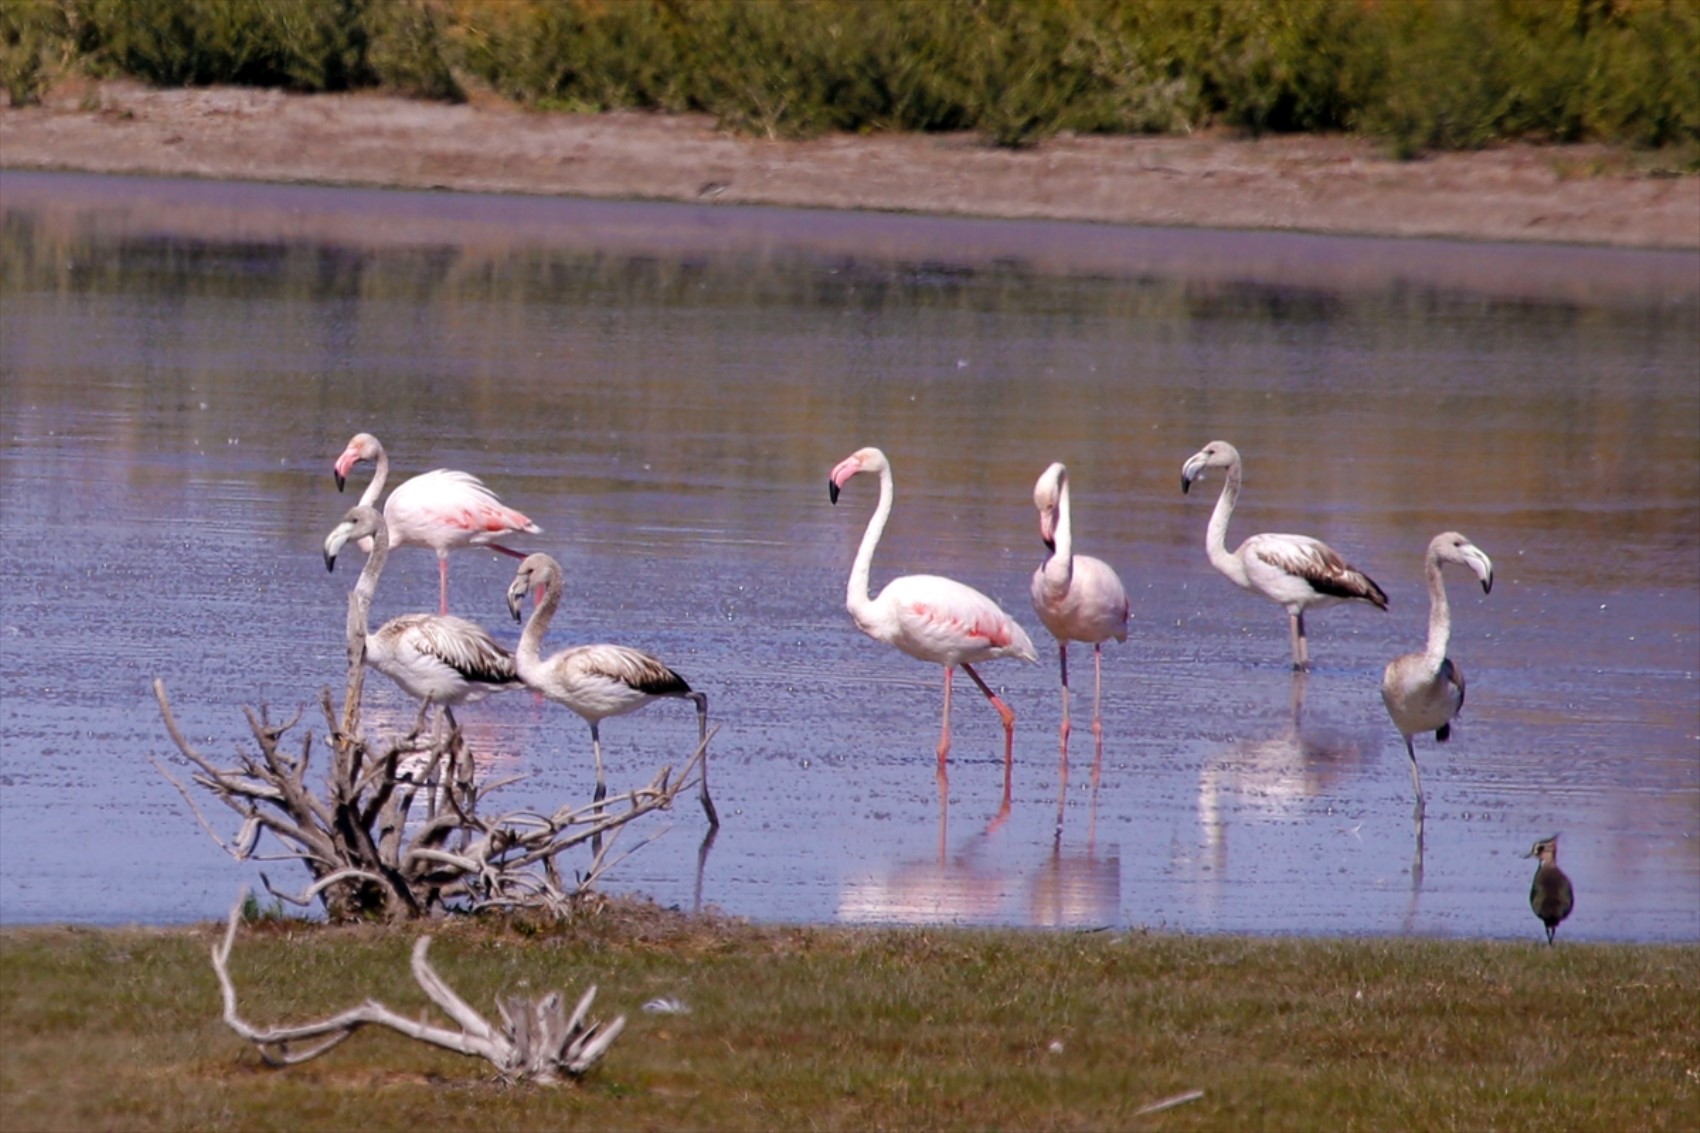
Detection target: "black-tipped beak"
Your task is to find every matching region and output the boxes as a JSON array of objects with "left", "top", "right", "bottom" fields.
[
  {"left": 1481, "top": 576, "right": 1494, "bottom": 595},
  {"left": 1042, "top": 536, "right": 1056, "bottom": 553},
  {"left": 506, "top": 587, "right": 524, "bottom": 624},
  {"left": 334, "top": 471, "right": 346, "bottom": 492},
  {"left": 324, "top": 550, "right": 337, "bottom": 572},
  {"left": 1180, "top": 474, "right": 1193, "bottom": 495},
  {"left": 829, "top": 480, "right": 840, "bottom": 505}
]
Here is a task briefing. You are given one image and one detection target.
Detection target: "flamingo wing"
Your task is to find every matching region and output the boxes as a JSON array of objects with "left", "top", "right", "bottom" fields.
[
  {"left": 392, "top": 614, "right": 519, "bottom": 684},
  {"left": 386, "top": 469, "right": 542, "bottom": 551},
  {"left": 1245, "top": 533, "right": 1388, "bottom": 608},
  {"left": 571, "top": 643, "right": 693, "bottom": 697},
  {"left": 881, "top": 574, "right": 1037, "bottom": 665}
]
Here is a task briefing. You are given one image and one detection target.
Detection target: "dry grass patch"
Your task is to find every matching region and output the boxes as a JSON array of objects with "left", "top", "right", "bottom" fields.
[{"left": 3, "top": 905, "right": 1697, "bottom": 1131}]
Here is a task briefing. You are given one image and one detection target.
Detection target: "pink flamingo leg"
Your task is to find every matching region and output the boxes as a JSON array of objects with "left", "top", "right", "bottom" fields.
[
  {"left": 1057, "top": 642, "right": 1072, "bottom": 786},
  {"left": 1053, "top": 643, "right": 1071, "bottom": 837},
  {"left": 936, "top": 666, "right": 954, "bottom": 794},
  {"left": 1091, "top": 641, "right": 1106, "bottom": 792},
  {"left": 961, "top": 662, "right": 1015, "bottom": 830},
  {"left": 437, "top": 555, "right": 451, "bottom": 616}
]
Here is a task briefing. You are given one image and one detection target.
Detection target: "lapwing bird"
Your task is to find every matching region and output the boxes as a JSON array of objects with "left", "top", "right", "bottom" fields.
[{"left": 1524, "top": 835, "right": 1574, "bottom": 945}]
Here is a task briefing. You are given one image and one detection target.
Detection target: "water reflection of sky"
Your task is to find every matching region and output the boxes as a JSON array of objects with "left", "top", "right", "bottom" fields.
[{"left": 1, "top": 171, "right": 1695, "bottom": 941}]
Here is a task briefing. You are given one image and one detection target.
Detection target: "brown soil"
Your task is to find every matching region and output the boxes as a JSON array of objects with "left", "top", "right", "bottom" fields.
[{"left": 2, "top": 79, "right": 1697, "bottom": 250}]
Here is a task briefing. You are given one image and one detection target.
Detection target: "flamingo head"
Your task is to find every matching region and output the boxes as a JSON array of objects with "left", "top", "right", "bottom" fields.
[
  {"left": 323, "top": 505, "right": 383, "bottom": 571},
  {"left": 1431, "top": 531, "right": 1494, "bottom": 594},
  {"left": 333, "top": 432, "right": 382, "bottom": 492},
  {"left": 1181, "top": 440, "right": 1240, "bottom": 495},
  {"left": 1033, "top": 462, "right": 1066, "bottom": 550},
  {"left": 1523, "top": 835, "right": 1560, "bottom": 863},
  {"left": 828, "top": 446, "right": 888, "bottom": 504},
  {"left": 507, "top": 552, "right": 562, "bottom": 622}
]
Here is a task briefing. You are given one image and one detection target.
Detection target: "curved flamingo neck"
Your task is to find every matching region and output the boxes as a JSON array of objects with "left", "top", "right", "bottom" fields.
[
  {"left": 1040, "top": 478, "right": 1075, "bottom": 592},
  {"left": 517, "top": 566, "right": 564, "bottom": 676},
  {"left": 1205, "top": 459, "right": 1248, "bottom": 587},
  {"left": 349, "top": 514, "right": 389, "bottom": 655},
  {"left": 1422, "top": 548, "right": 1454, "bottom": 669},
  {"left": 357, "top": 441, "right": 390, "bottom": 511},
  {"left": 846, "top": 462, "right": 894, "bottom": 625}
]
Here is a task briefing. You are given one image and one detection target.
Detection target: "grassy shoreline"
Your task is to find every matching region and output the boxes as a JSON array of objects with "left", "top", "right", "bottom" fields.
[{"left": 4, "top": 903, "right": 1697, "bottom": 1130}]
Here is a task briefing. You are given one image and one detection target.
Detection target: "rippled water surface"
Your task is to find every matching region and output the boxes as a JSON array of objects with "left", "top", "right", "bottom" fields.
[{"left": 2, "top": 171, "right": 1696, "bottom": 941}]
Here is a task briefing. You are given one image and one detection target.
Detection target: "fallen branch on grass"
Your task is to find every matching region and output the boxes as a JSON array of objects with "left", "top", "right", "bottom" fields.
[{"left": 211, "top": 888, "right": 625, "bottom": 1084}]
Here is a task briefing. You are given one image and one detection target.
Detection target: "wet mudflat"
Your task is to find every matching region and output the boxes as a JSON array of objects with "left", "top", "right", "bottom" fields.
[{"left": 1, "top": 171, "right": 1695, "bottom": 940}]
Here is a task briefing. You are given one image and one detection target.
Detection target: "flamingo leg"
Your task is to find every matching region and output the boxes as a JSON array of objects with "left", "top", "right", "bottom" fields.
[
  {"left": 437, "top": 555, "right": 451, "bottom": 616},
  {"left": 1090, "top": 641, "right": 1105, "bottom": 792},
  {"left": 587, "top": 720, "right": 609, "bottom": 856},
  {"left": 689, "top": 692, "right": 718, "bottom": 827},
  {"left": 1056, "top": 643, "right": 1072, "bottom": 787},
  {"left": 589, "top": 721, "right": 607, "bottom": 805},
  {"left": 1403, "top": 734, "right": 1426, "bottom": 820},
  {"left": 961, "top": 662, "right": 1015, "bottom": 829},
  {"left": 936, "top": 666, "right": 954, "bottom": 794},
  {"left": 1289, "top": 611, "right": 1310, "bottom": 671}
]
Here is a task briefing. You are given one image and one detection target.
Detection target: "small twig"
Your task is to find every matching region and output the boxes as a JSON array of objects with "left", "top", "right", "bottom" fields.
[{"left": 1134, "top": 1089, "right": 1205, "bottom": 1116}]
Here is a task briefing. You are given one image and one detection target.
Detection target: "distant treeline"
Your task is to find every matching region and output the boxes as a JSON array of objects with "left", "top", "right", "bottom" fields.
[{"left": 4, "top": 0, "right": 1696, "bottom": 154}]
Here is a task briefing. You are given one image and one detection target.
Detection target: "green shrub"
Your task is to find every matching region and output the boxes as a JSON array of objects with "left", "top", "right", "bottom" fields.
[
  {"left": 0, "top": 0, "right": 69, "bottom": 106},
  {"left": 23, "top": 0, "right": 1700, "bottom": 152},
  {"left": 366, "top": 0, "right": 461, "bottom": 101}
]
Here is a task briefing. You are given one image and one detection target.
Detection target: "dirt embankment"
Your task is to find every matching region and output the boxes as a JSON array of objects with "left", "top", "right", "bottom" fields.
[{"left": 2, "top": 80, "right": 1696, "bottom": 249}]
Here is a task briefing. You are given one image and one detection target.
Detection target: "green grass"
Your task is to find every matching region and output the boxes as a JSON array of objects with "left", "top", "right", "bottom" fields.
[
  {"left": 4, "top": 0, "right": 1696, "bottom": 154},
  {"left": 3, "top": 901, "right": 1697, "bottom": 1131}
]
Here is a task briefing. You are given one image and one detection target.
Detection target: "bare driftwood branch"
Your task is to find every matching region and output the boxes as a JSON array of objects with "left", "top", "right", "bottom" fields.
[
  {"left": 212, "top": 889, "right": 624, "bottom": 1083},
  {"left": 153, "top": 675, "right": 715, "bottom": 923}
]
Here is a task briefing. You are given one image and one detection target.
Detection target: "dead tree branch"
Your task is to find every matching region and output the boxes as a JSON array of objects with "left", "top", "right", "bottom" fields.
[
  {"left": 154, "top": 676, "right": 714, "bottom": 923},
  {"left": 212, "top": 889, "right": 624, "bottom": 1083}
]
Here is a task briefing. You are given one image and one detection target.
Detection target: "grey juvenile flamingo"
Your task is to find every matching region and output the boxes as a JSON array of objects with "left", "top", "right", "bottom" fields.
[
  {"left": 1180, "top": 440, "right": 1387, "bottom": 670},
  {"left": 323, "top": 504, "right": 522, "bottom": 727},
  {"left": 506, "top": 553, "right": 717, "bottom": 827},
  {"left": 1379, "top": 531, "right": 1493, "bottom": 818}
]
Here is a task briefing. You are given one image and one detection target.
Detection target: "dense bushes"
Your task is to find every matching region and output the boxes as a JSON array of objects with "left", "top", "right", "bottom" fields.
[{"left": 4, "top": 0, "right": 1696, "bottom": 154}]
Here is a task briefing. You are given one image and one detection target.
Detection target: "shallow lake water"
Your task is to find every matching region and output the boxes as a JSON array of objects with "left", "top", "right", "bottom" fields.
[{"left": 1, "top": 171, "right": 1696, "bottom": 942}]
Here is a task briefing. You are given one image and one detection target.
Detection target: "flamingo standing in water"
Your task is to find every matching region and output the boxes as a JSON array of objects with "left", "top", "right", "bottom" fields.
[
  {"left": 333, "top": 432, "right": 541, "bottom": 615},
  {"left": 323, "top": 505, "right": 523, "bottom": 730},
  {"left": 506, "top": 553, "right": 717, "bottom": 827},
  {"left": 829, "top": 446, "right": 1037, "bottom": 818},
  {"left": 1029, "top": 462, "right": 1128, "bottom": 789},
  {"left": 1379, "top": 531, "right": 1493, "bottom": 819},
  {"left": 1180, "top": 440, "right": 1387, "bottom": 670}
]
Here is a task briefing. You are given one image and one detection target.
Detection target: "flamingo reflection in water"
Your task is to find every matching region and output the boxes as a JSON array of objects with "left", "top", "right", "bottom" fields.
[
  {"left": 1193, "top": 678, "right": 1379, "bottom": 878},
  {"left": 829, "top": 446, "right": 1037, "bottom": 829},
  {"left": 1027, "top": 840, "right": 1122, "bottom": 930}
]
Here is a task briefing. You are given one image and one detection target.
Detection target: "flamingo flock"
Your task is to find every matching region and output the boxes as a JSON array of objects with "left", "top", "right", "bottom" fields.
[{"left": 321, "top": 431, "right": 1533, "bottom": 929}]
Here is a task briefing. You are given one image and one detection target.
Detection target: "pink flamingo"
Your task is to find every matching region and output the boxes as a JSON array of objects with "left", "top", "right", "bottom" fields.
[
  {"left": 1029, "top": 462, "right": 1128, "bottom": 793},
  {"left": 333, "top": 432, "right": 541, "bottom": 616},
  {"left": 829, "top": 446, "right": 1037, "bottom": 821}
]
